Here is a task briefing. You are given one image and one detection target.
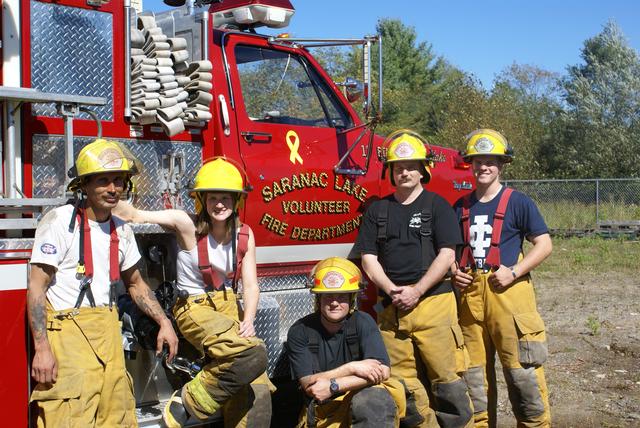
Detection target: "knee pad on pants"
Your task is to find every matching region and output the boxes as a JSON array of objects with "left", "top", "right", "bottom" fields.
[
  {"left": 398, "top": 379, "right": 425, "bottom": 427},
  {"left": 221, "top": 344, "right": 268, "bottom": 390},
  {"left": 503, "top": 367, "right": 545, "bottom": 420},
  {"left": 432, "top": 378, "right": 473, "bottom": 428},
  {"left": 463, "top": 366, "right": 487, "bottom": 414},
  {"left": 351, "top": 387, "right": 396, "bottom": 428}
]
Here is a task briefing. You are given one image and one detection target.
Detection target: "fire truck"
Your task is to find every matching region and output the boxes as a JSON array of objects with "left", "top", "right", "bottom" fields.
[{"left": 0, "top": 0, "right": 474, "bottom": 426}]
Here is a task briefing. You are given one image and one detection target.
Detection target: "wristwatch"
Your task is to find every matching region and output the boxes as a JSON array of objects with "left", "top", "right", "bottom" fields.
[{"left": 329, "top": 378, "right": 340, "bottom": 396}]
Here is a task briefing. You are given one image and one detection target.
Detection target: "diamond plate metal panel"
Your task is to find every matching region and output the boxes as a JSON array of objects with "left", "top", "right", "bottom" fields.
[
  {"left": 253, "top": 296, "right": 282, "bottom": 377},
  {"left": 258, "top": 273, "right": 309, "bottom": 292},
  {"left": 257, "top": 289, "right": 314, "bottom": 377},
  {"left": 31, "top": 1, "right": 113, "bottom": 120},
  {"left": 32, "top": 135, "right": 201, "bottom": 213}
]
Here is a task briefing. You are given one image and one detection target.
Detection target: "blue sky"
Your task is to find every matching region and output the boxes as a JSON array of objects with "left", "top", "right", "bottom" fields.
[{"left": 143, "top": 0, "right": 640, "bottom": 88}]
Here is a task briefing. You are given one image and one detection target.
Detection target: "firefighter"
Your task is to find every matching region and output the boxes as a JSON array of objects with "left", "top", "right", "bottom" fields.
[
  {"left": 354, "top": 130, "right": 473, "bottom": 428},
  {"left": 113, "top": 157, "right": 271, "bottom": 428},
  {"left": 286, "top": 257, "right": 406, "bottom": 427},
  {"left": 452, "top": 129, "right": 552, "bottom": 428},
  {"left": 28, "top": 139, "right": 179, "bottom": 427}
]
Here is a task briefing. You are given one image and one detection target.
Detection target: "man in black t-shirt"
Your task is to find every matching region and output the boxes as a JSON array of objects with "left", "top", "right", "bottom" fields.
[
  {"left": 287, "top": 257, "right": 405, "bottom": 427},
  {"left": 355, "top": 130, "right": 473, "bottom": 428}
]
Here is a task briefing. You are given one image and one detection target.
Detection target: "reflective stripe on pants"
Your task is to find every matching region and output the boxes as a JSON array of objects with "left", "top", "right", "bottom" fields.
[{"left": 174, "top": 290, "right": 269, "bottom": 424}]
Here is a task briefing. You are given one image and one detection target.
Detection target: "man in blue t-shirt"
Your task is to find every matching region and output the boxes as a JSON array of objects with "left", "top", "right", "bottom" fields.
[{"left": 452, "top": 129, "right": 552, "bottom": 427}]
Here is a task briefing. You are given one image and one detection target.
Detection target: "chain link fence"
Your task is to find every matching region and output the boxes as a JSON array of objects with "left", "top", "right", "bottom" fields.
[{"left": 502, "top": 178, "right": 640, "bottom": 234}]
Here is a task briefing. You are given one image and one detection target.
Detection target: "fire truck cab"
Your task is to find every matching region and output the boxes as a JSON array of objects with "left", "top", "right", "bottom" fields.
[{"left": 0, "top": 0, "right": 473, "bottom": 426}]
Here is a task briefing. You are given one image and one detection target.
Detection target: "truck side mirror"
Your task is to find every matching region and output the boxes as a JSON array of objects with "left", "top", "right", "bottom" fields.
[{"left": 338, "top": 77, "right": 365, "bottom": 103}]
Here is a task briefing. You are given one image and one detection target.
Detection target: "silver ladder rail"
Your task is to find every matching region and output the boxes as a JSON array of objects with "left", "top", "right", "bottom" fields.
[{"left": 0, "top": 86, "right": 106, "bottom": 231}]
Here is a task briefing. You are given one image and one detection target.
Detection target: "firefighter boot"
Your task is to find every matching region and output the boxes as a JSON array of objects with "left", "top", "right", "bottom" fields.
[{"left": 163, "top": 388, "right": 191, "bottom": 428}]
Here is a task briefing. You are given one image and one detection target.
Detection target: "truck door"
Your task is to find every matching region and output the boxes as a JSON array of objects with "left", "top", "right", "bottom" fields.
[{"left": 224, "top": 34, "right": 373, "bottom": 252}]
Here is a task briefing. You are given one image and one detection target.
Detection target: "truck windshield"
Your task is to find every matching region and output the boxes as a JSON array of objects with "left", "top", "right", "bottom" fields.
[{"left": 235, "top": 45, "right": 352, "bottom": 128}]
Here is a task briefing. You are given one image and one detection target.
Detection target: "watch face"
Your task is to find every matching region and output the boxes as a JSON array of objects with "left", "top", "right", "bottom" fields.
[{"left": 330, "top": 379, "right": 339, "bottom": 393}]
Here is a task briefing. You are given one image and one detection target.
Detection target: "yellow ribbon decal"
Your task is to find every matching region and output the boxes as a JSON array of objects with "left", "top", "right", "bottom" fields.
[{"left": 286, "top": 130, "right": 304, "bottom": 165}]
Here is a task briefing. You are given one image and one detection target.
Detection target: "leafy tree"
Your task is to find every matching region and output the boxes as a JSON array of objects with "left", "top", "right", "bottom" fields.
[
  {"left": 547, "top": 21, "right": 640, "bottom": 178},
  {"left": 490, "top": 64, "right": 562, "bottom": 178},
  {"left": 366, "top": 19, "right": 461, "bottom": 137}
]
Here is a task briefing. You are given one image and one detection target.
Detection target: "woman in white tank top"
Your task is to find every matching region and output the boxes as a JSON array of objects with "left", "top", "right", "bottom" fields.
[{"left": 114, "top": 158, "right": 270, "bottom": 428}]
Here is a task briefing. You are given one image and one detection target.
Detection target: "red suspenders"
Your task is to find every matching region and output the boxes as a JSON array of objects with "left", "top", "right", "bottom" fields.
[
  {"left": 75, "top": 208, "right": 120, "bottom": 308},
  {"left": 460, "top": 188, "right": 513, "bottom": 270},
  {"left": 197, "top": 224, "right": 250, "bottom": 291}
]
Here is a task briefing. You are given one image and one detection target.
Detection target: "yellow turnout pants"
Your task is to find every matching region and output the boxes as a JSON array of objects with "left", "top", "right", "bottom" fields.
[
  {"left": 459, "top": 272, "right": 550, "bottom": 428},
  {"left": 378, "top": 290, "right": 473, "bottom": 428},
  {"left": 30, "top": 306, "right": 137, "bottom": 428},
  {"left": 173, "top": 289, "right": 271, "bottom": 427},
  {"left": 297, "top": 378, "right": 406, "bottom": 428}
]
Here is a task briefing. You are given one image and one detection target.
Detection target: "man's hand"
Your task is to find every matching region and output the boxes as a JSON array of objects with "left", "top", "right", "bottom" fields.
[
  {"left": 238, "top": 319, "right": 256, "bottom": 338},
  {"left": 156, "top": 319, "right": 178, "bottom": 363},
  {"left": 489, "top": 265, "right": 515, "bottom": 290},
  {"left": 452, "top": 268, "right": 474, "bottom": 290},
  {"left": 305, "top": 378, "right": 333, "bottom": 402},
  {"left": 31, "top": 345, "right": 57, "bottom": 384},
  {"left": 390, "top": 286, "right": 421, "bottom": 311},
  {"left": 349, "top": 359, "right": 386, "bottom": 384}
]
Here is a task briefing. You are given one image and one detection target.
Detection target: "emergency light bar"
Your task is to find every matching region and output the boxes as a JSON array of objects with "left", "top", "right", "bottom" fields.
[{"left": 210, "top": 0, "right": 295, "bottom": 29}]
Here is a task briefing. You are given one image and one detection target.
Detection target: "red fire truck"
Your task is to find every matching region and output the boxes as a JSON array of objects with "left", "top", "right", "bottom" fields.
[{"left": 0, "top": 0, "right": 473, "bottom": 425}]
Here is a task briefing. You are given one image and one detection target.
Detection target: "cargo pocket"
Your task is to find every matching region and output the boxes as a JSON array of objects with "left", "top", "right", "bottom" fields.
[
  {"left": 31, "top": 374, "right": 83, "bottom": 423},
  {"left": 513, "top": 312, "right": 548, "bottom": 366},
  {"left": 451, "top": 324, "right": 470, "bottom": 373}
]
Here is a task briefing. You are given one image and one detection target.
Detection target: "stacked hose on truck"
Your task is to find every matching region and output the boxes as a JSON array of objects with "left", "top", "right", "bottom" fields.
[{"left": 129, "top": 15, "right": 213, "bottom": 136}]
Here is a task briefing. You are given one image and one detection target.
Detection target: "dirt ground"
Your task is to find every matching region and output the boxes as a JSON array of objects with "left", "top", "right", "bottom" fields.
[{"left": 494, "top": 271, "right": 640, "bottom": 427}]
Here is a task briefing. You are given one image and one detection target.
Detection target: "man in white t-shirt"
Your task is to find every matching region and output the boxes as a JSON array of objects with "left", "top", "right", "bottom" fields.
[{"left": 27, "top": 139, "right": 178, "bottom": 427}]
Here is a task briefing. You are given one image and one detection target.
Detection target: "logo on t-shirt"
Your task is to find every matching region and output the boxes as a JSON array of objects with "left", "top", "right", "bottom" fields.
[
  {"left": 470, "top": 215, "right": 492, "bottom": 268},
  {"left": 409, "top": 213, "right": 421, "bottom": 228},
  {"left": 40, "top": 243, "right": 57, "bottom": 255}
]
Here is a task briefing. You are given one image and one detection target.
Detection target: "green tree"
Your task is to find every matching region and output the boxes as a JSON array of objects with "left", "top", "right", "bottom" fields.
[
  {"left": 547, "top": 21, "right": 640, "bottom": 178},
  {"left": 368, "top": 19, "right": 462, "bottom": 137},
  {"left": 490, "top": 64, "right": 562, "bottom": 178}
]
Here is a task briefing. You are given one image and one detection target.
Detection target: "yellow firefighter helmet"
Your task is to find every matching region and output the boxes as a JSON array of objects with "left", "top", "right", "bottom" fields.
[
  {"left": 310, "top": 257, "right": 362, "bottom": 294},
  {"left": 67, "top": 139, "right": 139, "bottom": 191},
  {"left": 383, "top": 129, "right": 434, "bottom": 184},
  {"left": 190, "top": 157, "right": 251, "bottom": 213},
  {"left": 462, "top": 128, "right": 513, "bottom": 162}
]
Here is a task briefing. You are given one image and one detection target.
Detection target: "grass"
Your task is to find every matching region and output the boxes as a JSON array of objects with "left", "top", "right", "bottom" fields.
[
  {"left": 585, "top": 316, "right": 601, "bottom": 336},
  {"left": 529, "top": 236, "right": 640, "bottom": 275},
  {"left": 537, "top": 201, "right": 640, "bottom": 229}
]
